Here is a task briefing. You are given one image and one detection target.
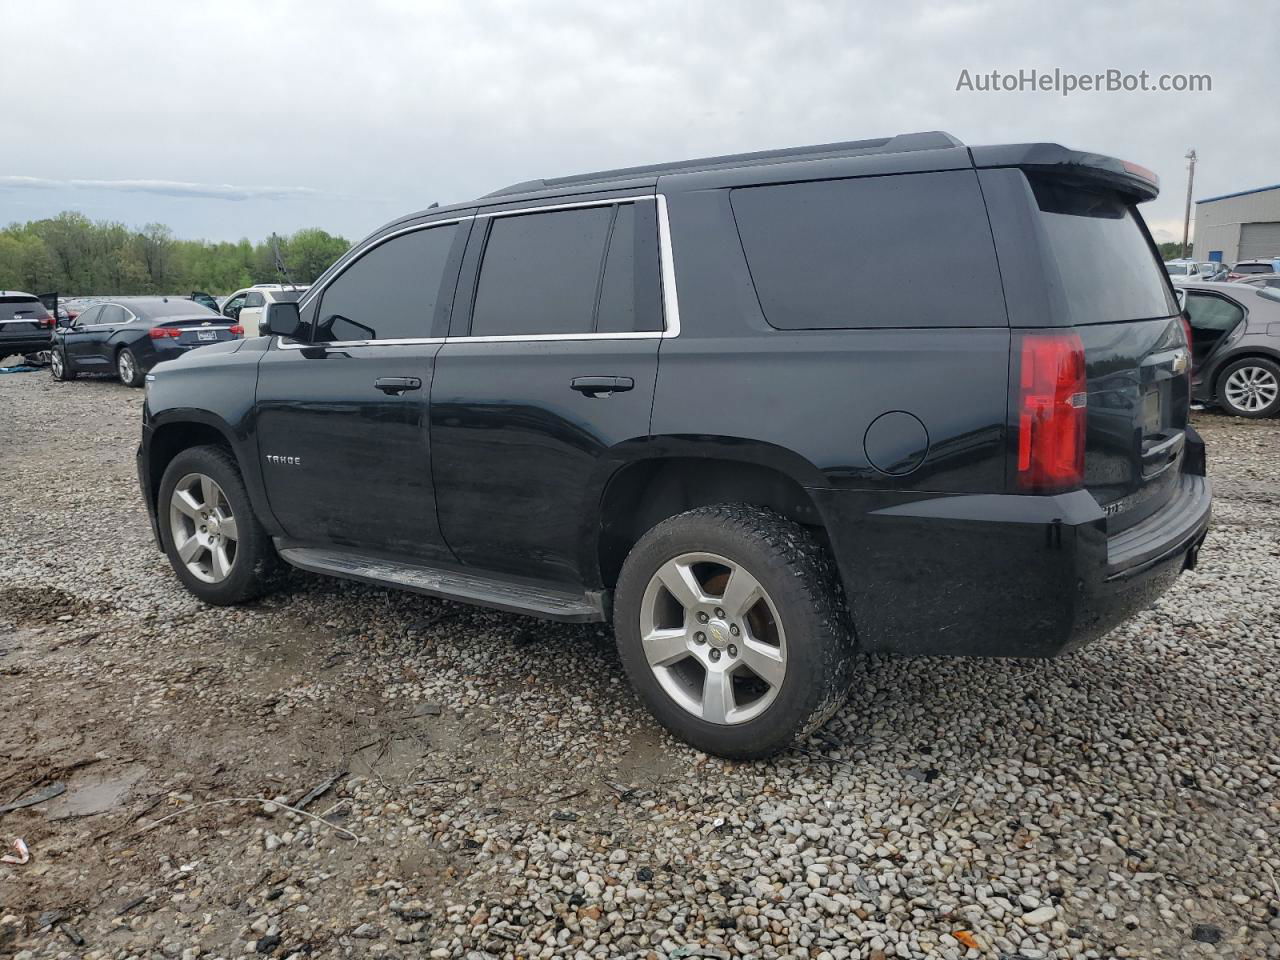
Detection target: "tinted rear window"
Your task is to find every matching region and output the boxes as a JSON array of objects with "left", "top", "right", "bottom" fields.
[
  {"left": 730, "top": 170, "right": 1007, "bottom": 329},
  {"left": 1029, "top": 175, "right": 1177, "bottom": 324},
  {"left": 1235, "top": 262, "right": 1274, "bottom": 274},
  {"left": 134, "top": 300, "right": 219, "bottom": 319},
  {"left": 0, "top": 296, "right": 48, "bottom": 321}
]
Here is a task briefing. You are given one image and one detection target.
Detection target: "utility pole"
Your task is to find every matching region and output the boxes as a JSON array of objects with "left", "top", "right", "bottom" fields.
[{"left": 1182, "top": 148, "right": 1197, "bottom": 259}]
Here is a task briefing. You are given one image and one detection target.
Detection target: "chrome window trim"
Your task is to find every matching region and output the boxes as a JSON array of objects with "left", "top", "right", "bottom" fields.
[
  {"left": 282, "top": 193, "right": 681, "bottom": 350},
  {"left": 296, "top": 216, "right": 473, "bottom": 313}
]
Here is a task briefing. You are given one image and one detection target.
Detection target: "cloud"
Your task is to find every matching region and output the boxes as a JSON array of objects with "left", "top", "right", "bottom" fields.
[{"left": 0, "top": 175, "right": 319, "bottom": 202}]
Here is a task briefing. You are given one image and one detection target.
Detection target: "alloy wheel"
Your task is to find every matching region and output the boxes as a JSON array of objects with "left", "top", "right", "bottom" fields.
[
  {"left": 168, "top": 473, "right": 239, "bottom": 583},
  {"left": 638, "top": 552, "right": 786, "bottom": 725},
  {"left": 1224, "top": 365, "right": 1279, "bottom": 413},
  {"left": 117, "top": 350, "right": 136, "bottom": 384},
  {"left": 51, "top": 350, "right": 64, "bottom": 378}
]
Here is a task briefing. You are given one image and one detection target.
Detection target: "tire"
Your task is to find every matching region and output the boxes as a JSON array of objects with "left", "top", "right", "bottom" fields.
[
  {"left": 613, "top": 504, "right": 853, "bottom": 760},
  {"left": 157, "top": 445, "right": 278, "bottom": 605},
  {"left": 50, "top": 347, "right": 76, "bottom": 381},
  {"left": 1216, "top": 357, "right": 1280, "bottom": 418},
  {"left": 116, "top": 347, "right": 143, "bottom": 387}
]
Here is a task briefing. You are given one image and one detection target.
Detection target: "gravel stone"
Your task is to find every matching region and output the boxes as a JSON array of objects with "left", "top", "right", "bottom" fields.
[{"left": 1, "top": 374, "right": 1278, "bottom": 959}]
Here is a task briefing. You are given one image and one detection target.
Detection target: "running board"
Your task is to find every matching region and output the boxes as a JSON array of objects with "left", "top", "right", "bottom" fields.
[{"left": 276, "top": 546, "right": 607, "bottom": 623}]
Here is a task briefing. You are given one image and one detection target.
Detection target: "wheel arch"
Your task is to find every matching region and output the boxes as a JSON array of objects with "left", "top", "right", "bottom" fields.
[
  {"left": 590, "top": 440, "right": 830, "bottom": 591},
  {"left": 145, "top": 412, "right": 273, "bottom": 531}
]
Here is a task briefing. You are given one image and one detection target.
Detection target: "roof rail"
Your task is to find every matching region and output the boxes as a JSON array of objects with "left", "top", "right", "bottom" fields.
[{"left": 482, "top": 131, "right": 963, "bottom": 198}]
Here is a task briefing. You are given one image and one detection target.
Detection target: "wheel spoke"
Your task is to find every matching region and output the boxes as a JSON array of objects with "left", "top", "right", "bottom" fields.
[
  {"left": 656, "top": 559, "right": 708, "bottom": 610},
  {"left": 643, "top": 627, "right": 691, "bottom": 668},
  {"left": 172, "top": 488, "right": 202, "bottom": 519},
  {"left": 211, "top": 542, "right": 232, "bottom": 580},
  {"left": 718, "top": 565, "right": 762, "bottom": 621},
  {"left": 217, "top": 514, "right": 239, "bottom": 542},
  {"left": 738, "top": 639, "right": 785, "bottom": 689},
  {"left": 700, "top": 668, "right": 736, "bottom": 724},
  {"left": 200, "top": 476, "right": 221, "bottom": 511},
  {"left": 177, "top": 535, "right": 204, "bottom": 564}
]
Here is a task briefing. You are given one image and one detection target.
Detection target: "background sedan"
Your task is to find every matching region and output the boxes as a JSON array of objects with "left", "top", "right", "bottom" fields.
[{"left": 51, "top": 296, "right": 240, "bottom": 386}]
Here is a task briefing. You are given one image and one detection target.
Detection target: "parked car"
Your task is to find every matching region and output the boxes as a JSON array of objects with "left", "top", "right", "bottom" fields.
[
  {"left": 138, "top": 132, "right": 1211, "bottom": 758},
  {"left": 1181, "top": 280, "right": 1280, "bottom": 417},
  {"left": 1165, "top": 259, "right": 1221, "bottom": 283},
  {"left": 1227, "top": 259, "right": 1278, "bottom": 281},
  {"left": 220, "top": 284, "right": 308, "bottom": 336},
  {"left": 0, "top": 291, "right": 54, "bottom": 362},
  {"left": 52, "top": 296, "right": 239, "bottom": 386}
]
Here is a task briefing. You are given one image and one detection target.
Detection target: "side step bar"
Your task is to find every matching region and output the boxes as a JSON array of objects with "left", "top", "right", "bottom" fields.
[{"left": 276, "top": 546, "right": 608, "bottom": 623}]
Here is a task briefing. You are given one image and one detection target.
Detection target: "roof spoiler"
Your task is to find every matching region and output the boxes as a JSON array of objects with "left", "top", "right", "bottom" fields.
[{"left": 969, "top": 143, "right": 1160, "bottom": 202}]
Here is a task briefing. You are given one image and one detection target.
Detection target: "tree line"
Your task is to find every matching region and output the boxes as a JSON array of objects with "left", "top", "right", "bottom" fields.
[{"left": 0, "top": 212, "right": 351, "bottom": 296}]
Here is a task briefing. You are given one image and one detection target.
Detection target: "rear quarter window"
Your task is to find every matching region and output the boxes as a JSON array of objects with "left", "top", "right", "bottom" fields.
[{"left": 729, "top": 170, "right": 1007, "bottom": 329}]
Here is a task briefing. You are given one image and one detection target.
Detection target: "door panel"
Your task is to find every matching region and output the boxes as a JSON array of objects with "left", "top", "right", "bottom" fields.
[
  {"left": 430, "top": 339, "right": 659, "bottom": 585},
  {"left": 255, "top": 342, "right": 452, "bottom": 562}
]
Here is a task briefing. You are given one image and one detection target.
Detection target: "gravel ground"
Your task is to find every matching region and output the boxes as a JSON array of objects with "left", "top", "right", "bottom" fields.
[{"left": 1, "top": 370, "right": 1278, "bottom": 960}]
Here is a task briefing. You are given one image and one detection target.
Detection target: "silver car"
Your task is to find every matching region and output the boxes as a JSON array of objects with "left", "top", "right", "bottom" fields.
[{"left": 1183, "top": 281, "right": 1280, "bottom": 417}]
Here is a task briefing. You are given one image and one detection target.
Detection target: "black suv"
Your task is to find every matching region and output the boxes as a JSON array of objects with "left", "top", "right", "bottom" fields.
[{"left": 138, "top": 132, "right": 1212, "bottom": 758}]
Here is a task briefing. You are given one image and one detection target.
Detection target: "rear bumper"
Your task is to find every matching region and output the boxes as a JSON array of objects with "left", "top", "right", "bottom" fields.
[
  {"left": 812, "top": 444, "right": 1211, "bottom": 658},
  {"left": 0, "top": 333, "right": 52, "bottom": 357}
]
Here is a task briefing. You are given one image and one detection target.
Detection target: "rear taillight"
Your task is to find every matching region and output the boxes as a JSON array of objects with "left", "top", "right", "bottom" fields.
[
  {"left": 1016, "top": 331, "right": 1087, "bottom": 494},
  {"left": 148, "top": 326, "right": 181, "bottom": 339},
  {"left": 228, "top": 324, "right": 244, "bottom": 335},
  {"left": 38, "top": 316, "right": 53, "bottom": 328}
]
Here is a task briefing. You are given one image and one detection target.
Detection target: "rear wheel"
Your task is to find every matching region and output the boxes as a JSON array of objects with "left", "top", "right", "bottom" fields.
[
  {"left": 1217, "top": 357, "right": 1280, "bottom": 418},
  {"left": 50, "top": 347, "right": 76, "bottom": 381},
  {"left": 158, "top": 446, "right": 277, "bottom": 605},
  {"left": 117, "top": 347, "right": 143, "bottom": 387},
  {"left": 613, "top": 504, "right": 853, "bottom": 759}
]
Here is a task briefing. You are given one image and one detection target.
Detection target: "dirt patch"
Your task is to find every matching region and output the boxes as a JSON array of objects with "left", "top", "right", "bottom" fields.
[{"left": 0, "top": 585, "right": 112, "bottom": 626}]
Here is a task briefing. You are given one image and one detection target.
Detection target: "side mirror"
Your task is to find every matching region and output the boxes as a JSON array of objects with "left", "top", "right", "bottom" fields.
[
  {"left": 261, "top": 301, "right": 302, "bottom": 339},
  {"left": 56, "top": 315, "right": 74, "bottom": 329}
]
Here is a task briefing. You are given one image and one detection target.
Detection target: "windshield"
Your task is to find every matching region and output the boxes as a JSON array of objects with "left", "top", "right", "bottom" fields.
[{"left": 0, "top": 296, "right": 49, "bottom": 322}]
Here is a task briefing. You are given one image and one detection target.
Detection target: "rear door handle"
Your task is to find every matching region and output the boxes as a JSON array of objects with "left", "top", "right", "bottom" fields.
[
  {"left": 571, "top": 376, "right": 634, "bottom": 397},
  {"left": 374, "top": 376, "right": 422, "bottom": 395}
]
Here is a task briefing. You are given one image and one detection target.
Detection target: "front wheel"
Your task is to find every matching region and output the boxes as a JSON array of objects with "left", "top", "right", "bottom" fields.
[
  {"left": 117, "top": 347, "right": 143, "bottom": 387},
  {"left": 50, "top": 347, "right": 76, "bottom": 381},
  {"left": 157, "top": 446, "right": 277, "bottom": 605},
  {"left": 613, "top": 504, "right": 853, "bottom": 760},
  {"left": 1217, "top": 357, "right": 1280, "bottom": 418}
]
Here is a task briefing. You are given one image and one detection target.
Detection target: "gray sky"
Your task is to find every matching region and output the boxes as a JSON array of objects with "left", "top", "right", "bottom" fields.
[{"left": 4, "top": 0, "right": 1276, "bottom": 245}]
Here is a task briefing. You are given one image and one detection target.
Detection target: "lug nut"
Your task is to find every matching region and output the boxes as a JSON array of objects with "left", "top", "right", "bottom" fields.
[
  {"left": 714, "top": 607, "right": 725, "bottom": 619},
  {"left": 694, "top": 632, "right": 706, "bottom": 644},
  {"left": 709, "top": 649, "right": 721, "bottom": 662},
  {"left": 729, "top": 624, "right": 740, "bottom": 636},
  {"left": 727, "top": 644, "right": 737, "bottom": 657},
  {"left": 696, "top": 611, "right": 709, "bottom": 623}
]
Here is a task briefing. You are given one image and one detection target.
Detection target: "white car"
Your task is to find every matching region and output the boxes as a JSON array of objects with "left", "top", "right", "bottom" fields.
[
  {"left": 1165, "top": 259, "right": 1222, "bottom": 283},
  {"left": 220, "top": 285, "right": 308, "bottom": 336}
]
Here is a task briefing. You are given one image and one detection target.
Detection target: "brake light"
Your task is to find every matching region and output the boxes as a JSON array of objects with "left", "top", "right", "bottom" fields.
[
  {"left": 228, "top": 324, "right": 244, "bottom": 335},
  {"left": 1016, "top": 332, "right": 1087, "bottom": 493},
  {"left": 148, "top": 326, "right": 181, "bottom": 339},
  {"left": 38, "top": 316, "right": 53, "bottom": 329}
]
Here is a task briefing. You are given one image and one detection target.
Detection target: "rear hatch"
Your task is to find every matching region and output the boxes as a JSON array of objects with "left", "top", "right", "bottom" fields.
[
  {"left": 1024, "top": 172, "right": 1189, "bottom": 534},
  {"left": 156, "top": 318, "right": 241, "bottom": 346},
  {"left": 0, "top": 295, "right": 53, "bottom": 338}
]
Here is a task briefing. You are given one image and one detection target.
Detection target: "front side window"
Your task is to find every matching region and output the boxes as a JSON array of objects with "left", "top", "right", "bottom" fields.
[
  {"left": 72, "top": 305, "right": 101, "bottom": 327},
  {"left": 223, "top": 295, "right": 246, "bottom": 318},
  {"left": 244, "top": 291, "right": 266, "bottom": 308},
  {"left": 314, "top": 224, "right": 458, "bottom": 343}
]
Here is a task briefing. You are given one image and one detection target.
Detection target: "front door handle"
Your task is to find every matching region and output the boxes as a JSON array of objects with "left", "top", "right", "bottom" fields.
[
  {"left": 571, "top": 375, "right": 634, "bottom": 397},
  {"left": 374, "top": 376, "right": 422, "bottom": 395}
]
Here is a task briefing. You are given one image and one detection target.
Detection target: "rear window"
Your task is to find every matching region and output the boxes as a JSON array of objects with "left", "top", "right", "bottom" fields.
[
  {"left": 730, "top": 171, "right": 1006, "bottom": 329},
  {"left": 134, "top": 299, "right": 219, "bottom": 319},
  {"left": 1029, "top": 175, "right": 1177, "bottom": 325},
  {"left": 1235, "top": 262, "right": 1274, "bottom": 275},
  {"left": 0, "top": 296, "right": 48, "bottom": 322}
]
